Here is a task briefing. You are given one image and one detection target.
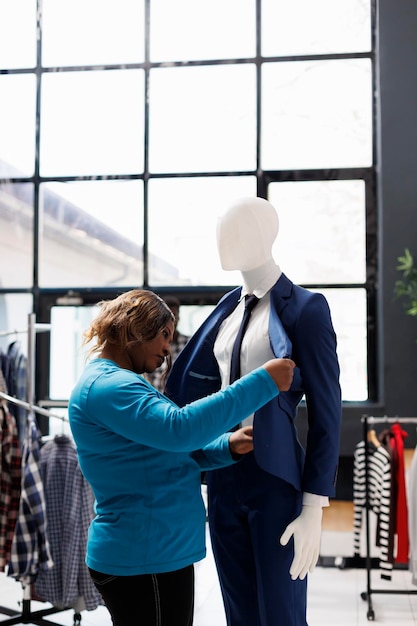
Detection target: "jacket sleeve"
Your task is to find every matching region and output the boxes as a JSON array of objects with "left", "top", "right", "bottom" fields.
[{"left": 293, "top": 293, "right": 342, "bottom": 496}]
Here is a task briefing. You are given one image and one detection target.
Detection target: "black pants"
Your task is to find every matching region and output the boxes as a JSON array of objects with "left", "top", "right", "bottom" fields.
[{"left": 89, "top": 565, "right": 194, "bottom": 626}]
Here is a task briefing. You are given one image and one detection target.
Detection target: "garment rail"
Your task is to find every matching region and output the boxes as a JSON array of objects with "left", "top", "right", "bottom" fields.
[
  {"left": 0, "top": 392, "right": 67, "bottom": 423},
  {"left": 360, "top": 415, "right": 417, "bottom": 621},
  {"left": 0, "top": 315, "right": 81, "bottom": 625},
  {"left": 0, "top": 329, "right": 27, "bottom": 338},
  {"left": 0, "top": 324, "right": 51, "bottom": 338}
]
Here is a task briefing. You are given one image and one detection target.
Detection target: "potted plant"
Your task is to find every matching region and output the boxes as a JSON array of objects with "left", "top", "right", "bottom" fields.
[{"left": 394, "top": 248, "right": 417, "bottom": 319}]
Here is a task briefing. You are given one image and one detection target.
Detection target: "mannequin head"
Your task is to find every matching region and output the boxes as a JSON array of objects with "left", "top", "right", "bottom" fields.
[{"left": 216, "top": 197, "right": 279, "bottom": 271}]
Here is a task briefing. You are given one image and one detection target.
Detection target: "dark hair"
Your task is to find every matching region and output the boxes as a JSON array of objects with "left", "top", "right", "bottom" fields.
[
  {"left": 83, "top": 289, "right": 175, "bottom": 359},
  {"left": 163, "top": 295, "right": 181, "bottom": 309}
]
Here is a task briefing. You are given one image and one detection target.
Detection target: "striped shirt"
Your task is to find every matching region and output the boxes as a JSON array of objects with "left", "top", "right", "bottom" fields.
[{"left": 353, "top": 440, "right": 393, "bottom": 580}]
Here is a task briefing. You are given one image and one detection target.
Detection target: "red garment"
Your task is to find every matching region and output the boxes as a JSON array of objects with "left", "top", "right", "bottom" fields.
[{"left": 390, "top": 423, "right": 409, "bottom": 563}]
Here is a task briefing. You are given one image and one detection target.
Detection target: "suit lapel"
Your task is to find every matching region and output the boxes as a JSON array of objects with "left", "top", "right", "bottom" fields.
[
  {"left": 205, "top": 287, "right": 242, "bottom": 339},
  {"left": 270, "top": 273, "right": 293, "bottom": 317}
]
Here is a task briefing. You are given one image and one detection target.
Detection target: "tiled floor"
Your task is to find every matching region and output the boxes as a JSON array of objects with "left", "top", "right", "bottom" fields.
[{"left": 1, "top": 504, "right": 417, "bottom": 625}]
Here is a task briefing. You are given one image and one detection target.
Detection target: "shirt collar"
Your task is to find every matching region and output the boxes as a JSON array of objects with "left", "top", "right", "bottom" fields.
[{"left": 241, "top": 264, "right": 282, "bottom": 299}]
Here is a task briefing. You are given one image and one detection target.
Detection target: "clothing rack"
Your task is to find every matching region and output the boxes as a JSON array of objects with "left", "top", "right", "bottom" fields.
[
  {"left": 0, "top": 392, "right": 67, "bottom": 423},
  {"left": 0, "top": 314, "right": 80, "bottom": 626},
  {"left": 0, "top": 325, "right": 51, "bottom": 339},
  {"left": 0, "top": 329, "right": 28, "bottom": 338},
  {"left": 360, "top": 415, "right": 417, "bottom": 621}
]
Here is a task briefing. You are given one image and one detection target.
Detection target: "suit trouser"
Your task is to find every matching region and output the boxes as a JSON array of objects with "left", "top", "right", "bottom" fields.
[{"left": 207, "top": 453, "right": 308, "bottom": 626}]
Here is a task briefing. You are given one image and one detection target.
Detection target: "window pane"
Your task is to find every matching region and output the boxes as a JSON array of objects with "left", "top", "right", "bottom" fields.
[
  {"left": 150, "top": 0, "right": 255, "bottom": 62},
  {"left": 176, "top": 305, "right": 215, "bottom": 337},
  {"left": 148, "top": 177, "right": 256, "bottom": 286},
  {"left": 0, "top": 294, "right": 33, "bottom": 445},
  {"left": 40, "top": 70, "right": 144, "bottom": 176},
  {"left": 0, "top": 293, "right": 33, "bottom": 439},
  {"left": 42, "top": 0, "right": 145, "bottom": 67},
  {"left": 0, "top": 0, "right": 37, "bottom": 69},
  {"left": 0, "top": 74, "right": 36, "bottom": 176},
  {"left": 48, "top": 302, "right": 214, "bottom": 402},
  {"left": 269, "top": 180, "right": 366, "bottom": 284},
  {"left": 50, "top": 305, "right": 98, "bottom": 400},
  {"left": 149, "top": 65, "right": 256, "bottom": 173},
  {"left": 262, "top": 0, "right": 372, "bottom": 56},
  {"left": 320, "top": 288, "right": 368, "bottom": 401},
  {"left": 39, "top": 180, "right": 144, "bottom": 287},
  {"left": 0, "top": 182, "right": 34, "bottom": 288},
  {"left": 0, "top": 294, "right": 33, "bottom": 353},
  {"left": 262, "top": 59, "right": 373, "bottom": 169},
  {"left": 48, "top": 301, "right": 217, "bottom": 405}
]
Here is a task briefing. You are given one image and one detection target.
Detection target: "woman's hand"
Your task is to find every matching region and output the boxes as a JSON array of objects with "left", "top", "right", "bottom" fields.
[
  {"left": 263, "top": 358, "right": 296, "bottom": 391},
  {"left": 229, "top": 425, "right": 254, "bottom": 457}
]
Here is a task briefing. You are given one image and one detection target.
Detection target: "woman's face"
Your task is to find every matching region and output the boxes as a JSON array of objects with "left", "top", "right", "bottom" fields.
[{"left": 127, "top": 320, "right": 175, "bottom": 374}]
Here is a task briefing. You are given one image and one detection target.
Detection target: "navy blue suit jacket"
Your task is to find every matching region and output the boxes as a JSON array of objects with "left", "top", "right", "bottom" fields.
[{"left": 166, "top": 273, "right": 342, "bottom": 497}]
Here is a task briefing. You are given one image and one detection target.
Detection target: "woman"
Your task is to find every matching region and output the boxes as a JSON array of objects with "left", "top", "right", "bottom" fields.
[{"left": 68, "top": 289, "right": 295, "bottom": 626}]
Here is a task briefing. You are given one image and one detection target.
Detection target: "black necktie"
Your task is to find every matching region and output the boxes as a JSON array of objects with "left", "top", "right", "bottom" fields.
[{"left": 230, "top": 294, "right": 259, "bottom": 383}]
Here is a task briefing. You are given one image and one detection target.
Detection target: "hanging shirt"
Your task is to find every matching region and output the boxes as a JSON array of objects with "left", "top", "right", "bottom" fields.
[
  {"left": 352, "top": 439, "right": 393, "bottom": 580},
  {"left": 0, "top": 401, "right": 22, "bottom": 570},
  {"left": 8, "top": 413, "right": 54, "bottom": 585},
  {"left": 2, "top": 342, "right": 28, "bottom": 448},
  {"left": 34, "top": 436, "right": 102, "bottom": 611},
  {"left": 390, "top": 423, "right": 409, "bottom": 563},
  {"left": 408, "top": 445, "right": 417, "bottom": 585}
]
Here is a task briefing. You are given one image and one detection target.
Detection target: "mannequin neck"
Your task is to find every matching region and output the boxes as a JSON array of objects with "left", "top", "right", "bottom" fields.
[{"left": 241, "top": 257, "right": 281, "bottom": 293}]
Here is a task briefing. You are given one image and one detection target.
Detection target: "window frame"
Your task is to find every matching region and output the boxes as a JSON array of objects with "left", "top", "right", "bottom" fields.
[{"left": 0, "top": 0, "right": 378, "bottom": 406}]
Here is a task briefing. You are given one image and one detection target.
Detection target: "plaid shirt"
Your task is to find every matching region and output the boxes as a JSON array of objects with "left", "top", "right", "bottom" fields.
[
  {"left": 34, "top": 436, "right": 102, "bottom": 611},
  {"left": 146, "top": 332, "right": 189, "bottom": 392},
  {"left": 8, "top": 414, "right": 54, "bottom": 585},
  {"left": 0, "top": 402, "right": 22, "bottom": 570}
]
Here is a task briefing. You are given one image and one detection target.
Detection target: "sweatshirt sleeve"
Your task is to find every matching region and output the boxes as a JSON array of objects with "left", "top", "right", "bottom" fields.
[
  {"left": 191, "top": 433, "right": 236, "bottom": 471},
  {"left": 86, "top": 366, "right": 279, "bottom": 452}
]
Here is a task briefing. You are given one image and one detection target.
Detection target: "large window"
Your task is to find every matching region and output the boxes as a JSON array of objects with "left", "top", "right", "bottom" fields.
[{"left": 0, "top": 0, "right": 376, "bottom": 403}]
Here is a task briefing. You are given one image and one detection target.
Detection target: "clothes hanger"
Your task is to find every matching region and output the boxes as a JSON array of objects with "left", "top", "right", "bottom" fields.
[{"left": 367, "top": 428, "right": 381, "bottom": 448}]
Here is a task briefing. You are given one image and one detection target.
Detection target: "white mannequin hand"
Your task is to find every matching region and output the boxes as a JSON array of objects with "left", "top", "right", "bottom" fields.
[{"left": 279, "top": 505, "right": 323, "bottom": 580}]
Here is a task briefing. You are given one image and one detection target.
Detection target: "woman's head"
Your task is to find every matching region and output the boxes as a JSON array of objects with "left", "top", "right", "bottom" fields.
[{"left": 84, "top": 289, "right": 175, "bottom": 360}]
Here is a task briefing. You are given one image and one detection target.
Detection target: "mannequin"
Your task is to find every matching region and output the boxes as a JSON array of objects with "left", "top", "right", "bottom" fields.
[{"left": 166, "top": 197, "right": 342, "bottom": 626}]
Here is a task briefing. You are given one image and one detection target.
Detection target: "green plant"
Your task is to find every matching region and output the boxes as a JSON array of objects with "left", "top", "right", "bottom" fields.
[{"left": 394, "top": 248, "right": 417, "bottom": 317}]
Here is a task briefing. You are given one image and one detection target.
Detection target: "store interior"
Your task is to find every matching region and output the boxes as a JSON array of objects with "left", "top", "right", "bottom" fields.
[{"left": 1, "top": 1, "right": 417, "bottom": 624}]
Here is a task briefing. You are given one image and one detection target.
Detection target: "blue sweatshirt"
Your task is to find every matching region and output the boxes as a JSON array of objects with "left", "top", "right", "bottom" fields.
[{"left": 68, "top": 358, "right": 279, "bottom": 575}]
